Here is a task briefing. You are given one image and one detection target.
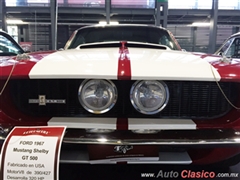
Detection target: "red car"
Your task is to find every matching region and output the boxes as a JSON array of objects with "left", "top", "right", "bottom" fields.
[{"left": 0, "top": 24, "right": 240, "bottom": 167}]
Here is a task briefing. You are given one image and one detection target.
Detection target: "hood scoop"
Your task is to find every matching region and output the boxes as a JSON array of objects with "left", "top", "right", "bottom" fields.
[{"left": 78, "top": 41, "right": 169, "bottom": 50}]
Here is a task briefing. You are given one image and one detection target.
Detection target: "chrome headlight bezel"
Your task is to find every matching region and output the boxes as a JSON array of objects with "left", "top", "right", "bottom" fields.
[
  {"left": 130, "top": 80, "right": 169, "bottom": 115},
  {"left": 78, "top": 79, "right": 117, "bottom": 114}
]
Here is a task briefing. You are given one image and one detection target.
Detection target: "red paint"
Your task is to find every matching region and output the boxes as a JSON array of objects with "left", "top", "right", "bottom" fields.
[
  {"left": 189, "top": 53, "right": 240, "bottom": 128},
  {"left": 194, "top": 110, "right": 240, "bottom": 129},
  {"left": 117, "top": 41, "right": 131, "bottom": 80},
  {"left": 8, "top": 126, "right": 65, "bottom": 137},
  {"left": 194, "top": 53, "right": 240, "bottom": 82},
  {"left": 0, "top": 85, "right": 49, "bottom": 126},
  {"left": 0, "top": 61, "right": 36, "bottom": 79},
  {"left": 116, "top": 118, "right": 128, "bottom": 130},
  {"left": 210, "top": 60, "right": 240, "bottom": 82},
  {"left": 0, "top": 111, "right": 49, "bottom": 126},
  {"left": 0, "top": 51, "right": 54, "bottom": 80}
]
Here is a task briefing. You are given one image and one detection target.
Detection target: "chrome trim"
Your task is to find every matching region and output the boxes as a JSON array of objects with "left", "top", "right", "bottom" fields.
[
  {"left": 86, "top": 129, "right": 115, "bottom": 133},
  {"left": 63, "top": 137, "right": 240, "bottom": 146},
  {"left": 60, "top": 150, "right": 191, "bottom": 164},
  {"left": 1, "top": 129, "right": 240, "bottom": 146},
  {"left": 61, "top": 129, "right": 240, "bottom": 146},
  {"left": 0, "top": 135, "right": 6, "bottom": 140},
  {"left": 132, "top": 129, "right": 160, "bottom": 134}
]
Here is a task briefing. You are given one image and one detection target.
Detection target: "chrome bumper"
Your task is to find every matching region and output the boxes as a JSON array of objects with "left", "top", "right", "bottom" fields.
[{"left": 62, "top": 128, "right": 240, "bottom": 146}]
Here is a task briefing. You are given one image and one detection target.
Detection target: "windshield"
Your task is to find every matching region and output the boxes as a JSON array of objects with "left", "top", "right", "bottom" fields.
[
  {"left": 215, "top": 36, "right": 240, "bottom": 58},
  {"left": 67, "top": 26, "right": 181, "bottom": 50},
  {"left": 0, "top": 33, "right": 24, "bottom": 56}
]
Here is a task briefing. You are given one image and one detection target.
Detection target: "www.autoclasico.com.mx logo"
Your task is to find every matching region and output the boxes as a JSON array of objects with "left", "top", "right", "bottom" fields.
[
  {"left": 141, "top": 169, "right": 239, "bottom": 178},
  {"left": 141, "top": 170, "right": 216, "bottom": 178}
]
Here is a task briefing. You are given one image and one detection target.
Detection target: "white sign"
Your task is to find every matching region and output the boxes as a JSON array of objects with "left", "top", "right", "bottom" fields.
[{"left": 0, "top": 126, "right": 66, "bottom": 180}]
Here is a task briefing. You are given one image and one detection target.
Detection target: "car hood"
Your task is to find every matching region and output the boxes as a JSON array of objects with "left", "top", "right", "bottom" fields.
[
  {"left": 27, "top": 47, "right": 221, "bottom": 81},
  {"left": 1, "top": 46, "right": 240, "bottom": 81}
]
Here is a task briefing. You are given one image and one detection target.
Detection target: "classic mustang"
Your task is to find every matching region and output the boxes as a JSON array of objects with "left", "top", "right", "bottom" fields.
[{"left": 0, "top": 24, "right": 240, "bottom": 166}]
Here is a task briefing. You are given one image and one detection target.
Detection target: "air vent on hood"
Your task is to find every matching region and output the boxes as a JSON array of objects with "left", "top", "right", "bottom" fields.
[{"left": 79, "top": 42, "right": 168, "bottom": 50}]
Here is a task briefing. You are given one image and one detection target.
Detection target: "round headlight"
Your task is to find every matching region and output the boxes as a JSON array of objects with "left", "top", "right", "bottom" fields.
[
  {"left": 79, "top": 79, "right": 117, "bottom": 114},
  {"left": 130, "top": 80, "right": 169, "bottom": 115}
]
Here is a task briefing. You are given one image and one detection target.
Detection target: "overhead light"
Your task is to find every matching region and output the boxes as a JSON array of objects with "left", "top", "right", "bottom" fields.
[
  {"left": 189, "top": 22, "right": 210, "bottom": 27},
  {"left": 6, "top": 19, "right": 25, "bottom": 24},
  {"left": 98, "top": 21, "right": 119, "bottom": 25}
]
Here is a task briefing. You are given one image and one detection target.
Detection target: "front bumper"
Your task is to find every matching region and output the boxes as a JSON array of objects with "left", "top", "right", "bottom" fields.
[
  {"left": 63, "top": 128, "right": 240, "bottom": 146},
  {"left": 59, "top": 128, "right": 240, "bottom": 164},
  {"left": 1, "top": 128, "right": 240, "bottom": 165}
]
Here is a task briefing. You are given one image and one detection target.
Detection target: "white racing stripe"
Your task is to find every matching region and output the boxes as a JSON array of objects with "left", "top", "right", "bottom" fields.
[
  {"left": 29, "top": 47, "right": 221, "bottom": 81},
  {"left": 128, "top": 48, "right": 221, "bottom": 81},
  {"left": 128, "top": 118, "right": 196, "bottom": 130},
  {"left": 29, "top": 48, "right": 119, "bottom": 79},
  {"left": 48, "top": 117, "right": 196, "bottom": 130},
  {"left": 48, "top": 117, "right": 117, "bottom": 129}
]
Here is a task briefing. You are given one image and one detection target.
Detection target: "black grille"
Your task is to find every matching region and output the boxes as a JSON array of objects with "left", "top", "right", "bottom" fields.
[{"left": 10, "top": 79, "right": 238, "bottom": 120}]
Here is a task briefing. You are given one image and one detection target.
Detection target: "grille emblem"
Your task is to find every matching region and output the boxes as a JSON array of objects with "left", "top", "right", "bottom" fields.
[
  {"left": 39, "top": 95, "right": 46, "bottom": 105},
  {"left": 29, "top": 95, "right": 66, "bottom": 106},
  {"left": 114, "top": 145, "right": 133, "bottom": 154}
]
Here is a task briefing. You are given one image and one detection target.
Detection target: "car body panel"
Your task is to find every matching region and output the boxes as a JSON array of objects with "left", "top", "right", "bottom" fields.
[{"left": 26, "top": 47, "right": 221, "bottom": 81}]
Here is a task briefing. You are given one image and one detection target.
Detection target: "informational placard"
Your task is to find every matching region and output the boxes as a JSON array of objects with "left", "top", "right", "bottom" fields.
[
  {"left": 19, "top": 42, "right": 33, "bottom": 52},
  {"left": 0, "top": 126, "right": 66, "bottom": 180}
]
